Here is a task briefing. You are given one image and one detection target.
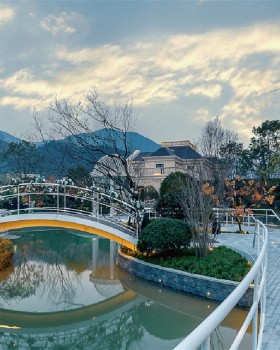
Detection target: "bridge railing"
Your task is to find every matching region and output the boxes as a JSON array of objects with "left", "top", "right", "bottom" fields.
[
  {"left": 174, "top": 219, "right": 268, "bottom": 350},
  {"left": 0, "top": 183, "right": 139, "bottom": 237}
]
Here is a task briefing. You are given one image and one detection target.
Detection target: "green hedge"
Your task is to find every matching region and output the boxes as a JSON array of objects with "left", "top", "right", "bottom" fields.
[
  {"left": 140, "top": 246, "right": 250, "bottom": 282},
  {"left": 137, "top": 218, "right": 191, "bottom": 254}
]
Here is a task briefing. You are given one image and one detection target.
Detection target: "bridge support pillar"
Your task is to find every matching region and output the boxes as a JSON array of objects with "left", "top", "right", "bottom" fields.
[{"left": 92, "top": 237, "right": 99, "bottom": 276}]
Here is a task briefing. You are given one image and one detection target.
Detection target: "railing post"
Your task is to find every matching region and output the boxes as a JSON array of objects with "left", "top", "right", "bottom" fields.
[
  {"left": 97, "top": 193, "right": 100, "bottom": 220},
  {"left": 201, "top": 336, "right": 210, "bottom": 350},
  {"left": 28, "top": 193, "right": 31, "bottom": 214},
  {"left": 252, "top": 272, "right": 259, "bottom": 350},
  {"left": 92, "top": 193, "right": 99, "bottom": 219},
  {"left": 262, "top": 248, "right": 267, "bottom": 328},
  {"left": 257, "top": 223, "right": 260, "bottom": 255},
  {"left": 226, "top": 210, "right": 228, "bottom": 226},
  {"left": 252, "top": 221, "right": 260, "bottom": 350},
  {"left": 17, "top": 185, "right": 20, "bottom": 215},
  {"left": 57, "top": 184, "right": 59, "bottom": 214},
  {"left": 64, "top": 185, "right": 66, "bottom": 210}
]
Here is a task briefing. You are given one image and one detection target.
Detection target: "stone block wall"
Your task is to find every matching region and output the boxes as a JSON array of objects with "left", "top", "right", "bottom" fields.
[{"left": 118, "top": 250, "right": 253, "bottom": 307}]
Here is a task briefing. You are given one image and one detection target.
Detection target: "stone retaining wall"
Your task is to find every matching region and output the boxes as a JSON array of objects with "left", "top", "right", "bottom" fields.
[{"left": 118, "top": 250, "right": 253, "bottom": 307}]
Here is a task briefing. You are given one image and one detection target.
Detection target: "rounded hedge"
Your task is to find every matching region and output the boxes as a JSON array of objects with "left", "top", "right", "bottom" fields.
[{"left": 137, "top": 218, "right": 191, "bottom": 254}]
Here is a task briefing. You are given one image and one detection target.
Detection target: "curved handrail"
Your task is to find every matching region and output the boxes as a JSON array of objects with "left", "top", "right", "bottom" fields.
[
  {"left": 174, "top": 219, "right": 267, "bottom": 350},
  {"left": 0, "top": 182, "right": 139, "bottom": 237}
]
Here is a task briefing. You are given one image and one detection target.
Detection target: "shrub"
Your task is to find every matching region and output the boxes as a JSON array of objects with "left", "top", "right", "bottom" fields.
[
  {"left": 156, "top": 246, "right": 250, "bottom": 281},
  {"left": 0, "top": 238, "right": 14, "bottom": 271},
  {"left": 141, "top": 213, "right": 151, "bottom": 231},
  {"left": 137, "top": 218, "right": 191, "bottom": 254}
]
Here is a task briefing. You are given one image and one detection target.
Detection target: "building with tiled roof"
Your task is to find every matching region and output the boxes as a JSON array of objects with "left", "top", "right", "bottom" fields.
[{"left": 130, "top": 140, "right": 211, "bottom": 191}]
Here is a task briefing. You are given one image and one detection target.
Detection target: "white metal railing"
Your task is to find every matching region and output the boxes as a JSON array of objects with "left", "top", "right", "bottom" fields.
[
  {"left": 250, "top": 208, "right": 280, "bottom": 227},
  {"left": 213, "top": 207, "right": 280, "bottom": 228},
  {"left": 0, "top": 182, "right": 139, "bottom": 237},
  {"left": 173, "top": 219, "right": 268, "bottom": 350}
]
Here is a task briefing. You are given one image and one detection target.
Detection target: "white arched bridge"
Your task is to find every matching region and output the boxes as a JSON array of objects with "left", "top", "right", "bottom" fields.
[{"left": 0, "top": 182, "right": 139, "bottom": 250}]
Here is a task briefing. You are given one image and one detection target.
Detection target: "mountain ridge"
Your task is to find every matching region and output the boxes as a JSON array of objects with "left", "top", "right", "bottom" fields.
[
  {"left": 0, "top": 131, "right": 22, "bottom": 144},
  {"left": 0, "top": 128, "right": 160, "bottom": 175},
  {"left": 9, "top": 128, "right": 160, "bottom": 153}
]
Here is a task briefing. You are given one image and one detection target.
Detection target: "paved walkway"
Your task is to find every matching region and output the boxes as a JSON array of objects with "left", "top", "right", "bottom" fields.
[{"left": 218, "top": 226, "right": 280, "bottom": 350}]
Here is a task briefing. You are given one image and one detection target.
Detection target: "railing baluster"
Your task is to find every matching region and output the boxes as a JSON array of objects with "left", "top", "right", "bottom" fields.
[
  {"left": 201, "top": 336, "right": 210, "bottom": 350},
  {"left": 252, "top": 272, "right": 259, "bottom": 349},
  {"left": 57, "top": 184, "right": 59, "bottom": 214},
  {"left": 17, "top": 185, "right": 20, "bottom": 215}
]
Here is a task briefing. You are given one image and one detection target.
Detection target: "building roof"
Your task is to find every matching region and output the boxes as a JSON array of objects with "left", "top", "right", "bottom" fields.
[
  {"left": 150, "top": 147, "right": 175, "bottom": 157},
  {"left": 134, "top": 145, "right": 202, "bottom": 161},
  {"left": 133, "top": 151, "right": 152, "bottom": 161},
  {"left": 169, "top": 145, "right": 202, "bottom": 159}
]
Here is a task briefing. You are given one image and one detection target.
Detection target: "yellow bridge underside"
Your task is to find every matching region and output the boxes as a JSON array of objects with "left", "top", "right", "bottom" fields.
[{"left": 0, "top": 219, "right": 136, "bottom": 250}]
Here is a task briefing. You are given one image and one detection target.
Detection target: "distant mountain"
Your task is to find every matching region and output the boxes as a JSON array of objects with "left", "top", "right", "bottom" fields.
[
  {"left": 0, "top": 128, "right": 160, "bottom": 176},
  {"left": 0, "top": 131, "right": 21, "bottom": 144},
  {"left": 39, "top": 128, "right": 160, "bottom": 175},
  {"left": 66, "top": 128, "right": 160, "bottom": 153}
]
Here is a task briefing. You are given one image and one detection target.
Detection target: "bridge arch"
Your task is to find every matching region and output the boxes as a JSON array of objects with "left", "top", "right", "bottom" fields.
[{"left": 0, "top": 213, "right": 137, "bottom": 250}]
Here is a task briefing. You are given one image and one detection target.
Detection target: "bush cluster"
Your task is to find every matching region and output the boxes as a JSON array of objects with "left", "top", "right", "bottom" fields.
[
  {"left": 137, "top": 218, "right": 191, "bottom": 254},
  {"left": 0, "top": 238, "right": 14, "bottom": 271}
]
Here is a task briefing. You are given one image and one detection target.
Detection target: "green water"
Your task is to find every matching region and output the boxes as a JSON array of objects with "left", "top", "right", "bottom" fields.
[{"left": 0, "top": 228, "right": 251, "bottom": 349}]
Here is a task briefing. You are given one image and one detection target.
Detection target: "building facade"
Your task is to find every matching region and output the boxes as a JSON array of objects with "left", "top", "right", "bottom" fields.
[{"left": 131, "top": 140, "right": 211, "bottom": 191}]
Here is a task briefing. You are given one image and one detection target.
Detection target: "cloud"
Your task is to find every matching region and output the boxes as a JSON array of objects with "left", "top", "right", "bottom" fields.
[
  {"left": 51, "top": 22, "right": 280, "bottom": 104},
  {"left": 1, "top": 21, "right": 280, "bottom": 143},
  {"left": 0, "top": 95, "right": 44, "bottom": 110},
  {"left": 40, "top": 12, "right": 79, "bottom": 35},
  {"left": 0, "top": 6, "right": 15, "bottom": 25},
  {"left": 187, "top": 83, "right": 222, "bottom": 99},
  {"left": 194, "top": 107, "right": 212, "bottom": 123},
  {"left": 0, "top": 69, "right": 53, "bottom": 97}
]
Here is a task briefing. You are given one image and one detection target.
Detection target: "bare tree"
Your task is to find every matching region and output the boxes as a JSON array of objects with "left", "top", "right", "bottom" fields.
[
  {"left": 198, "top": 116, "right": 238, "bottom": 158},
  {"left": 33, "top": 88, "right": 140, "bottom": 203},
  {"left": 173, "top": 167, "right": 223, "bottom": 258}
]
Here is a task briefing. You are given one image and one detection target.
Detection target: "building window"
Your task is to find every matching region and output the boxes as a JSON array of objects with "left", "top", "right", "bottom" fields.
[{"left": 156, "top": 163, "right": 164, "bottom": 174}]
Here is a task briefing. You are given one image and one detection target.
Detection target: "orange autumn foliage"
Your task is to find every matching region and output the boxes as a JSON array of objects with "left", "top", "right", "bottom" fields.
[{"left": 0, "top": 238, "right": 14, "bottom": 271}]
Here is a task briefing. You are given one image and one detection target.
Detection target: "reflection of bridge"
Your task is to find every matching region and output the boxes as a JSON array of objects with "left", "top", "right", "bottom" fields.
[
  {"left": 0, "top": 290, "right": 138, "bottom": 330},
  {"left": 0, "top": 182, "right": 138, "bottom": 250}
]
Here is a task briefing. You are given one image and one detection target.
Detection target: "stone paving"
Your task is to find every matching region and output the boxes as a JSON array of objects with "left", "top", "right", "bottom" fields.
[{"left": 217, "top": 226, "right": 280, "bottom": 350}]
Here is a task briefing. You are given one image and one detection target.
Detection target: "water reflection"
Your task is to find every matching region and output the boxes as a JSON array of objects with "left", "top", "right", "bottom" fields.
[
  {"left": 0, "top": 228, "right": 251, "bottom": 349},
  {"left": 0, "top": 228, "right": 121, "bottom": 312}
]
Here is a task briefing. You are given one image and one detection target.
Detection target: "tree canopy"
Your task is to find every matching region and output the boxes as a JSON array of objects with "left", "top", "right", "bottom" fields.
[
  {"left": 4, "top": 141, "right": 42, "bottom": 179},
  {"left": 247, "top": 120, "right": 280, "bottom": 180}
]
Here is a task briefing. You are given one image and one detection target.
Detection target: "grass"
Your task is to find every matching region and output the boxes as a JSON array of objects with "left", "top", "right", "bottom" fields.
[{"left": 121, "top": 245, "right": 251, "bottom": 282}]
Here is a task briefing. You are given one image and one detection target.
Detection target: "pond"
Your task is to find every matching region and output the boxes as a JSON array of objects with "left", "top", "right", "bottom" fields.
[{"left": 0, "top": 227, "right": 251, "bottom": 349}]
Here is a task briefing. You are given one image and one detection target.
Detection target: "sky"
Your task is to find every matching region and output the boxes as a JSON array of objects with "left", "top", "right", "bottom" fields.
[{"left": 0, "top": 0, "right": 280, "bottom": 146}]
